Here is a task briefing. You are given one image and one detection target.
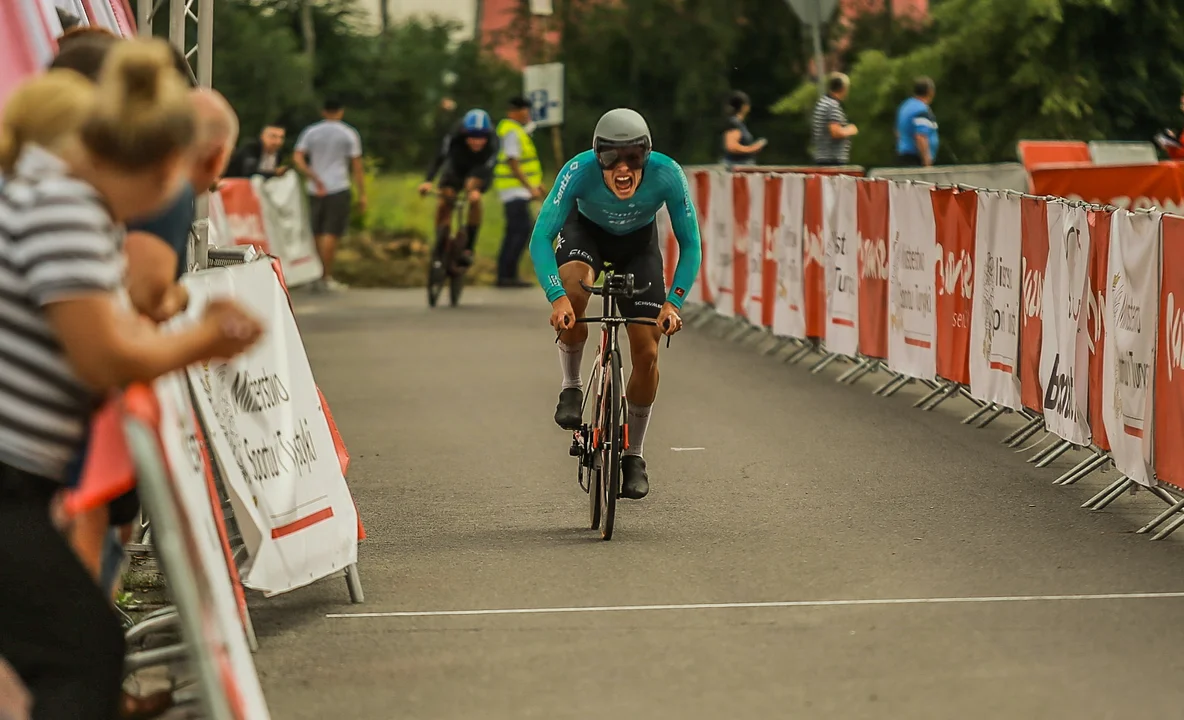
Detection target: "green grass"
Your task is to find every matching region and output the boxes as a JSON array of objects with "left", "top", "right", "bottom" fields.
[{"left": 333, "top": 172, "right": 553, "bottom": 288}]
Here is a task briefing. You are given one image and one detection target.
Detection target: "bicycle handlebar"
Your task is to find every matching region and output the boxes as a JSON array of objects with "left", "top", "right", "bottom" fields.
[{"left": 579, "top": 279, "right": 652, "bottom": 298}]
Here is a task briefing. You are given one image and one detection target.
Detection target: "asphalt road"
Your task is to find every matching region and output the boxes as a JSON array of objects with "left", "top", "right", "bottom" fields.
[{"left": 250, "top": 287, "right": 1184, "bottom": 720}]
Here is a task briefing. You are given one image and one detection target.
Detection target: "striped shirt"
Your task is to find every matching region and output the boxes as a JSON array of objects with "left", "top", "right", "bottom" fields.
[
  {"left": 0, "top": 145, "right": 124, "bottom": 482},
  {"left": 811, "top": 94, "right": 851, "bottom": 164}
]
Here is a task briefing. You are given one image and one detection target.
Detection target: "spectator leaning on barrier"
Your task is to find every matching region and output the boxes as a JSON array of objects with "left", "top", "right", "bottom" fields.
[
  {"left": 895, "top": 76, "right": 939, "bottom": 167},
  {"left": 225, "top": 122, "right": 287, "bottom": 179},
  {"left": 293, "top": 98, "right": 367, "bottom": 292},
  {"left": 811, "top": 72, "right": 858, "bottom": 166},
  {"left": 0, "top": 40, "right": 261, "bottom": 720},
  {"left": 493, "top": 96, "right": 544, "bottom": 288},
  {"left": 722, "top": 90, "right": 767, "bottom": 167}
]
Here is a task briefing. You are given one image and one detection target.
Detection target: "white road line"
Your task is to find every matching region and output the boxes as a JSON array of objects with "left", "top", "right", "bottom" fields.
[
  {"left": 325, "top": 591, "right": 1184, "bottom": 620},
  {"left": 671, "top": 447, "right": 706, "bottom": 452}
]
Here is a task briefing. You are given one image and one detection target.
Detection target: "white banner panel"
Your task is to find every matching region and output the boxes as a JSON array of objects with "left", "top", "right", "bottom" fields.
[
  {"left": 152, "top": 372, "right": 272, "bottom": 718},
  {"left": 969, "top": 191, "right": 1023, "bottom": 409},
  {"left": 181, "top": 261, "right": 358, "bottom": 595},
  {"left": 1039, "top": 201, "right": 1092, "bottom": 444},
  {"left": 253, "top": 173, "right": 324, "bottom": 288},
  {"left": 709, "top": 170, "right": 734, "bottom": 316},
  {"left": 1102, "top": 210, "right": 1161, "bottom": 486},
  {"left": 742, "top": 174, "right": 766, "bottom": 323},
  {"left": 824, "top": 175, "right": 859, "bottom": 356},
  {"left": 773, "top": 174, "right": 806, "bottom": 339},
  {"left": 887, "top": 182, "right": 937, "bottom": 379}
]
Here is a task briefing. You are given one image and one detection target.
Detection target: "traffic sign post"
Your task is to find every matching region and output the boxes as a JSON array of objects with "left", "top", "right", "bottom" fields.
[
  {"left": 785, "top": 0, "right": 838, "bottom": 99},
  {"left": 524, "top": 62, "right": 566, "bottom": 163}
]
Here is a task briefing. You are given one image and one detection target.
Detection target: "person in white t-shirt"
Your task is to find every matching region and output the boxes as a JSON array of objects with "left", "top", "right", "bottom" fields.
[{"left": 292, "top": 99, "right": 367, "bottom": 292}]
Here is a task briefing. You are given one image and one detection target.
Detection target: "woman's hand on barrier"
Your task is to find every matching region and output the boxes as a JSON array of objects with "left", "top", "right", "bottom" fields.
[
  {"left": 657, "top": 303, "right": 682, "bottom": 337},
  {"left": 199, "top": 299, "right": 264, "bottom": 360}
]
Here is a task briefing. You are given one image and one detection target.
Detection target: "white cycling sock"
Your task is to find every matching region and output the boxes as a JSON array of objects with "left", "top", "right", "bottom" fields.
[
  {"left": 558, "top": 341, "right": 585, "bottom": 390},
  {"left": 624, "top": 403, "right": 652, "bottom": 457}
]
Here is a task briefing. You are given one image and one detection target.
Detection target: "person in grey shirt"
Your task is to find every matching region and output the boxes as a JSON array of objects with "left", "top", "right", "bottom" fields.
[
  {"left": 293, "top": 98, "right": 367, "bottom": 292},
  {"left": 812, "top": 73, "right": 858, "bottom": 166}
]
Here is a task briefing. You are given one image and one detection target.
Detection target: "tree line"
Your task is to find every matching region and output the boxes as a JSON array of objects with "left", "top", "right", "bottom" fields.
[{"left": 142, "top": 0, "right": 1184, "bottom": 172}]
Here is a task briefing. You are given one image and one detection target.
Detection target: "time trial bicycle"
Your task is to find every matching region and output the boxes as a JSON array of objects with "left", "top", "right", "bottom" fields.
[{"left": 426, "top": 192, "right": 470, "bottom": 308}]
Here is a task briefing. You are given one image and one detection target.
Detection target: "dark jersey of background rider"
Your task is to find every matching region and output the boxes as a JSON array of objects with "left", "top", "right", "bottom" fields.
[{"left": 425, "top": 119, "right": 501, "bottom": 181}]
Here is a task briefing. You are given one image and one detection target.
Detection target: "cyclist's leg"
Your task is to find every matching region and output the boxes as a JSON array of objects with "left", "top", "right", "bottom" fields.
[
  {"left": 435, "top": 163, "right": 463, "bottom": 250},
  {"left": 552, "top": 211, "right": 604, "bottom": 429},
  {"left": 614, "top": 223, "right": 667, "bottom": 498},
  {"left": 462, "top": 168, "right": 491, "bottom": 257}
]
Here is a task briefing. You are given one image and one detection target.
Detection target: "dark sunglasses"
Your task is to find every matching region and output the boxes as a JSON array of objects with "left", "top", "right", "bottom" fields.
[{"left": 595, "top": 143, "right": 649, "bottom": 170}]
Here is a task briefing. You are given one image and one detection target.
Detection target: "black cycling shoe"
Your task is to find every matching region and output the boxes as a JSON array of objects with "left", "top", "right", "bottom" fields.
[
  {"left": 620, "top": 456, "right": 649, "bottom": 499},
  {"left": 554, "top": 388, "right": 583, "bottom": 430}
]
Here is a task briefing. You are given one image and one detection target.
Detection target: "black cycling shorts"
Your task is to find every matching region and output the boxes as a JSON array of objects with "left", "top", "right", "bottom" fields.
[
  {"left": 439, "top": 160, "right": 493, "bottom": 193},
  {"left": 555, "top": 209, "right": 666, "bottom": 319}
]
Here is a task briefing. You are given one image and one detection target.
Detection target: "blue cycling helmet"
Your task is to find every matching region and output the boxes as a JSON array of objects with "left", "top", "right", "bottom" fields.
[{"left": 462, "top": 109, "right": 493, "bottom": 135}]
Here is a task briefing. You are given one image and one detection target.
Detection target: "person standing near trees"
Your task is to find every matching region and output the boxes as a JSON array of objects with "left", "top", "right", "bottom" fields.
[
  {"left": 811, "top": 72, "right": 857, "bottom": 166},
  {"left": 493, "top": 96, "right": 544, "bottom": 288},
  {"left": 293, "top": 98, "right": 367, "bottom": 292},
  {"left": 895, "top": 76, "right": 939, "bottom": 167},
  {"left": 721, "top": 90, "right": 767, "bottom": 168}
]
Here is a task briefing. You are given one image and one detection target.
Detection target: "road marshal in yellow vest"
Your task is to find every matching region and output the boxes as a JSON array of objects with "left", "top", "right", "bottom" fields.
[{"left": 493, "top": 118, "right": 543, "bottom": 194}]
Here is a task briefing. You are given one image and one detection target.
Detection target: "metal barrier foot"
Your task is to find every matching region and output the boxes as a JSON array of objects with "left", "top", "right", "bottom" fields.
[
  {"left": 962, "top": 402, "right": 996, "bottom": 425},
  {"left": 1034, "top": 440, "right": 1075, "bottom": 468},
  {"left": 881, "top": 376, "right": 913, "bottom": 397},
  {"left": 1054, "top": 453, "right": 1108, "bottom": 486},
  {"left": 1137, "top": 495, "right": 1184, "bottom": 534},
  {"left": 1083, "top": 476, "right": 1132, "bottom": 510},
  {"left": 1002, "top": 415, "right": 1043, "bottom": 445},
  {"left": 975, "top": 405, "right": 1009, "bottom": 428},
  {"left": 346, "top": 563, "right": 365, "bottom": 604},
  {"left": 809, "top": 353, "right": 841, "bottom": 374},
  {"left": 922, "top": 383, "right": 960, "bottom": 411}
]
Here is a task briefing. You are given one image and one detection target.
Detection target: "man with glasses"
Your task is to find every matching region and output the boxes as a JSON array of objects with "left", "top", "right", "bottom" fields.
[{"left": 529, "top": 108, "right": 702, "bottom": 501}]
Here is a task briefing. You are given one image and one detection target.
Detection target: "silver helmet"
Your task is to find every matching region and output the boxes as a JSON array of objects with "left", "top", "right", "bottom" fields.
[{"left": 592, "top": 108, "right": 652, "bottom": 168}]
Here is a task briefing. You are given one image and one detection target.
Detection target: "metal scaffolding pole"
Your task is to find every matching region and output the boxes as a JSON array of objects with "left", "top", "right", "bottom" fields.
[{"left": 140, "top": 0, "right": 215, "bottom": 268}]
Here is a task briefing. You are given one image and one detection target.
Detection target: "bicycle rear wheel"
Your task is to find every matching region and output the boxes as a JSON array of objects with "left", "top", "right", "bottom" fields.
[{"left": 601, "top": 340, "right": 624, "bottom": 541}]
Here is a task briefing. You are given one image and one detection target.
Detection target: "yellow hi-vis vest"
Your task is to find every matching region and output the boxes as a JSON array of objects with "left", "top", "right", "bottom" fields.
[{"left": 493, "top": 118, "right": 542, "bottom": 193}]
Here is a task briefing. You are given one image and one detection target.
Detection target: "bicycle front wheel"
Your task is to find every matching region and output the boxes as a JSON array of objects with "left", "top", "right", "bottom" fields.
[
  {"left": 427, "top": 231, "right": 447, "bottom": 308},
  {"left": 601, "top": 342, "right": 624, "bottom": 541}
]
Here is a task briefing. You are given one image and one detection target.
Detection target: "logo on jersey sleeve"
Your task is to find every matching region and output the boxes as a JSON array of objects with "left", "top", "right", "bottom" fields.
[
  {"left": 552, "top": 160, "right": 580, "bottom": 206},
  {"left": 674, "top": 287, "right": 685, "bottom": 298}
]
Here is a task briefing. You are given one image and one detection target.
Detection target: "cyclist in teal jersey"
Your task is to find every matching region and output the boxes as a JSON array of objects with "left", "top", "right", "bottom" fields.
[{"left": 529, "top": 108, "right": 702, "bottom": 500}]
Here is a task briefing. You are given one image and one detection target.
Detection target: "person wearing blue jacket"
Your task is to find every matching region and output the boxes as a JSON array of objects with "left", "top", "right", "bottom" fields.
[
  {"left": 529, "top": 108, "right": 702, "bottom": 501},
  {"left": 896, "top": 77, "right": 939, "bottom": 166}
]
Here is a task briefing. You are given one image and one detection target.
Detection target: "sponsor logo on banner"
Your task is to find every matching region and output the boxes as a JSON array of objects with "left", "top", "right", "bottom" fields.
[
  {"left": 856, "top": 180, "right": 890, "bottom": 359},
  {"left": 1022, "top": 257, "right": 1044, "bottom": 327},
  {"left": 1156, "top": 217, "right": 1184, "bottom": 489},
  {"left": 1038, "top": 202, "right": 1092, "bottom": 444},
  {"left": 886, "top": 182, "right": 937, "bottom": 379},
  {"left": 711, "top": 171, "right": 734, "bottom": 316},
  {"left": 182, "top": 262, "right": 359, "bottom": 595},
  {"left": 969, "top": 191, "right": 1022, "bottom": 409},
  {"left": 824, "top": 176, "right": 859, "bottom": 357},
  {"left": 1102, "top": 209, "right": 1160, "bottom": 486},
  {"left": 803, "top": 176, "right": 827, "bottom": 338},
  {"left": 1167, "top": 293, "right": 1184, "bottom": 381},
  {"left": 773, "top": 174, "right": 806, "bottom": 340}
]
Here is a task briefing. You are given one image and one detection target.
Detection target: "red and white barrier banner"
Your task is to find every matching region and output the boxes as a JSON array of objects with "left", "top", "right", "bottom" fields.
[
  {"left": 759, "top": 175, "right": 779, "bottom": 328},
  {"left": 1101, "top": 210, "right": 1161, "bottom": 486},
  {"left": 216, "top": 180, "right": 271, "bottom": 252},
  {"left": 933, "top": 188, "right": 977, "bottom": 385},
  {"left": 693, "top": 170, "right": 714, "bottom": 306},
  {"left": 1030, "top": 163, "right": 1184, "bottom": 215},
  {"left": 733, "top": 173, "right": 766, "bottom": 322},
  {"left": 151, "top": 375, "right": 271, "bottom": 718},
  {"left": 773, "top": 174, "right": 806, "bottom": 339},
  {"left": 251, "top": 174, "right": 325, "bottom": 287},
  {"left": 887, "top": 182, "right": 937, "bottom": 379},
  {"left": 180, "top": 261, "right": 359, "bottom": 595},
  {"left": 1039, "top": 201, "right": 1092, "bottom": 444},
  {"left": 1019, "top": 198, "right": 1049, "bottom": 412},
  {"left": 803, "top": 176, "right": 826, "bottom": 339},
  {"left": 709, "top": 170, "right": 734, "bottom": 315},
  {"left": 824, "top": 175, "right": 859, "bottom": 356},
  {"left": 1086, "top": 209, "right": 1113, "bottom": 451},
  {"left": 1154, "top": 216, "right": 1184, "bottom": 489},
  {"left": 968, "top": 191, "right": 1023, "bottom": 409},
  {"left": 856, "top": 179, "right": 890, "bottom": 359}
]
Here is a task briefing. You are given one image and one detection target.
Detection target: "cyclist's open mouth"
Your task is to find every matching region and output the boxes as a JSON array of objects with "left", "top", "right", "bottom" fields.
[{"left": 613, "top": 173, "right": 635, "bottom": 193}]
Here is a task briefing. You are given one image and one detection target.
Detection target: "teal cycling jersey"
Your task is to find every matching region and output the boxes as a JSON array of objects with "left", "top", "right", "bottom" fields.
[{"left": 528, "top": 149, "right": 702, "bottom": 308}]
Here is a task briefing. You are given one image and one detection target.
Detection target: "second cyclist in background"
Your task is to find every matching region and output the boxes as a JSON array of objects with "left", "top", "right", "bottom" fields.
[{"left": 419, "top": 109, "right": 500, "bottom": 267}]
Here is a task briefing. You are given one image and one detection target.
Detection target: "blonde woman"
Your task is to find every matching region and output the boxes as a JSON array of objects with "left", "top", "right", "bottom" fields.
[{"left": 0, "top": 40, "right": 262, "bottom": 720}]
